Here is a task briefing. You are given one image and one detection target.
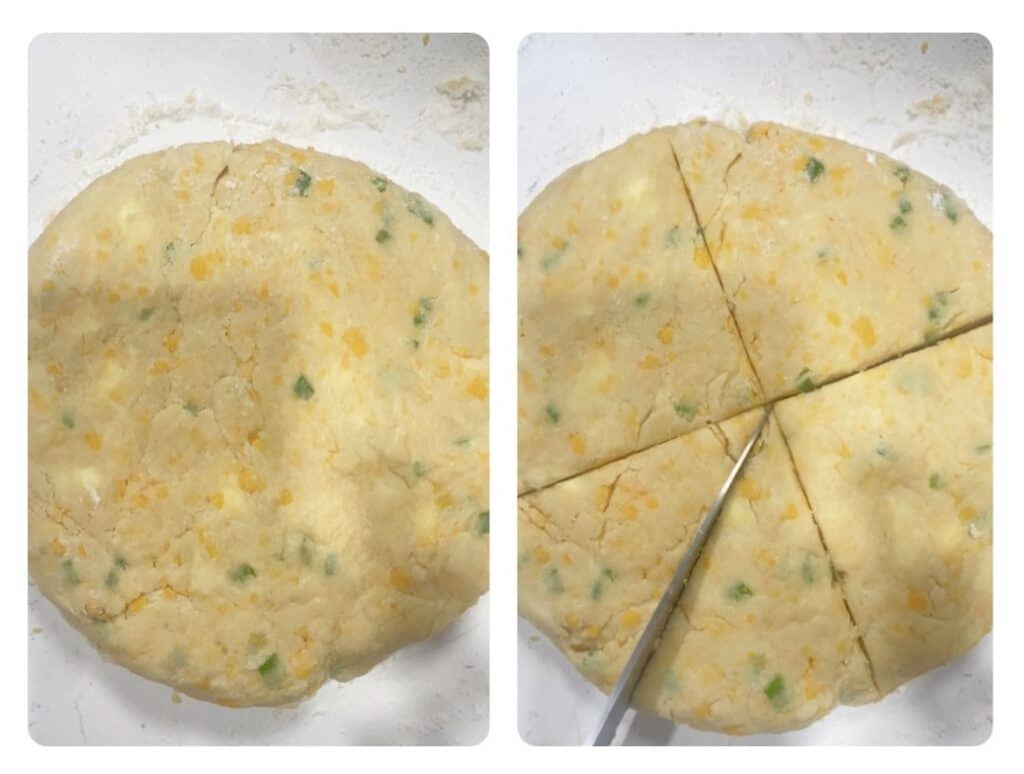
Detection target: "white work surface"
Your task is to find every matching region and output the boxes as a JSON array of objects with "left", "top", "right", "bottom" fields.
[
  {"left": 518, "top": 33, "right": 992, "bottom": 746},
  {"left": 28, "top": 33, "right": 488, "bottom": 746}
]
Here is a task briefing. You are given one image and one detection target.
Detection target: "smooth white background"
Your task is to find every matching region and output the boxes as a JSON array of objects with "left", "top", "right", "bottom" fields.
[
  {"left": 519, "top": 33, "right": 992, "bottom": 746},
  {"left": 27, "top": 32, "right": 488, "bottom": 745},
  {"left": 1, "top": 0, "right": 1021, "bottom": 769}
]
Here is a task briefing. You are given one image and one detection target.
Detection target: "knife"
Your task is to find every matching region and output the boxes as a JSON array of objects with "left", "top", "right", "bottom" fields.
[{"left": 587, "top": 407, "right": 772, "bottom": 745}]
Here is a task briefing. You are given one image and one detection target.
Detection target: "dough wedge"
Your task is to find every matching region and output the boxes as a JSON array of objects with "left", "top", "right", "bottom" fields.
[
  {"left": 518, "top": 129, "right": 761, "bottom": 492},
  {"left": 519, "top": 409, "right": 875, "bottom": 734},
  {"left": 776, "top": 325, "right": 992, "bottom": 695}
]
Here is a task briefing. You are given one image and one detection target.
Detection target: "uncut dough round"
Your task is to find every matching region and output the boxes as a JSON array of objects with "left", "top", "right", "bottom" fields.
[
  {"left": 518, "top": 120, "right": 991, "bottom": 734},
  {"left": 29, "top": 140, "right": 489, "bottom": 707}
]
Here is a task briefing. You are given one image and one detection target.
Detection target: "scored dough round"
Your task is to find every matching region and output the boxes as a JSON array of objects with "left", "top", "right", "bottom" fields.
[
  {"left": 29, "top": 140, "right": 489, "bottom": 707},
  {"left": 518, "top": 120, "right": 991, "bottom": 734}
]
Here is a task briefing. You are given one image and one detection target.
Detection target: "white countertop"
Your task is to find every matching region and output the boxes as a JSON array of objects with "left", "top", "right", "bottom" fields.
[
  {"left": 28, "top": 32, "right": 489, "bottom": 746},
  {"left": 517, "top": 32, "right": 992, "bottom": 746}
]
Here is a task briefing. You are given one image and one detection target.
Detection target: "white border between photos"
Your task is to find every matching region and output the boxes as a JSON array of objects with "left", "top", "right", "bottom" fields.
[{"left": 2, "top": 1, "right": 1020, "bottom": 771}]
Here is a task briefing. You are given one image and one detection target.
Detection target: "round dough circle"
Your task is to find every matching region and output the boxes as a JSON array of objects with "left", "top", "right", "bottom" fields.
[
  {"left": 517, "top": 121, "right": 991, "bottom": 734},
  {"left": 29, "top": 141, "right": 489, "bottom": 706}
]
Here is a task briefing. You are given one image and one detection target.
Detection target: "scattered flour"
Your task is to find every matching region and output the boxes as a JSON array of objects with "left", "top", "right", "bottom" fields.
[
  {"left": 88, "top": 81, "right": 385, "bottom": 177},
  {"left": 426, "top": 76, "right": 488, "bottom": 152},
  {"left": 265, "top": 75, "right": 384, "bottom": 130},
  {"left": 891, "top": 131, "right": 918, "bottom": 150},
  {"left": 664, "top": 36, "right": 989, "bottom": 165},
  {"left": 908, "top": 93, "right": 953, "bottom": 119}
]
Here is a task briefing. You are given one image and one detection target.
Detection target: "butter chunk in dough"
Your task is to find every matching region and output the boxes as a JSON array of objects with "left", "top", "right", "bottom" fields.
[
  {"left": 518, "top": 409, "right": 875, "bottom": 734},
  {"left": 776, "top": 325, "right": 991, "bottom": 695},
  {"left": 518, "top": 128, "right": 761, "bottom": 492},
  {"left": 28, "top": 141, "right": 488, "bottom": 706},
  {"left": 699, "top": 122, "right": 992, "bottom": 398}
]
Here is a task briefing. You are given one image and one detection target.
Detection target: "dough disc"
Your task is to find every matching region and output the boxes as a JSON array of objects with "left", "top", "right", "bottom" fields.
[
  {"left": 518, "top": 121, "right": 991, "bottom": 734},
  {"left": 29, "top": 140, "right": 489, "bottom": 706}
]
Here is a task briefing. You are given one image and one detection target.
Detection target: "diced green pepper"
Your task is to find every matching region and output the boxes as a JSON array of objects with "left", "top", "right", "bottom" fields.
[
  {"left": 407, "top": 194, "right": 435, "bottom": 225},
  {"left": 634, "top": 292, "right": 651, "bottom": 308},
  {"left": 293, "top": 374, "right": 315, "bottom": 400},
  {"left": 139, "top": 306, "right": 156, "bottom": 321},
  {"left": 544, "top": 566, "right": 564, "bottom": 593},
  {"left": 299, "top": 536, "right": 313, "bottom": 566},
  {"left": 412, "top": 461, "right": 427, "bottom": 478},
  {"left": 476, "top": 511, "right": 490, "bottom": 536},
  {"left": 899, "top": 198, "right": 913, "bottom": 214},
  {"left": 294, "top": 169, "right": 312, "bottom": 197},
  {"left": 104, "top": 556, "right": 127, "bottom": 589},
  {"left": 375, "top": 228, "right": 391, "bottom": 244},
  {"left": 324, "top": 553, "right": 339, "bottom": 576},
  {"left": 413, "top": 297, "right": 435, "bottom": 328},
  {"left": 934, "top": 191, "right": 958, "bottom": 222},
  {"left": 665, "top": 225, "right": 682, "bottom": 247},
  {"left": 581, "top": 650, "right": 601, "bottom": 672},
  {"left": 229, "top": 563, "right": 257, "bottom": 584},
  {"left": 661, "top": 668, "right": 681, "bottom": 692},
  {"left": 184, "top": 402, "right": 201, "bottom": 415},
  {"left": 370, "top": 175, "right": 388, "bottom": 192},
  {"left": 540, "top": 242, "right": 569, "bottom": 272},
  {"left": 61, "top": 411, "right": 75, "bottom": 429},
  {"left": 258, "top": 652, "right": 283, "bottom": 683},
  {"left": 796, "top": 368, "right": 815, "bottom": 393},
  {"left": 166, "top": 647, "right": 187, "bottom": 670},
  {"left": 591, "top": 570, "right": 615, "bottom": 601},
  {"left": 727, "top": 581, "right": 754, "bottom": 601},
  {"left": 890, "top": 215, "right": 907, "bottom": 231},
  {"left": 929, "top": 472, "right": 943, "bottom": 490},
  {"left": 674, "top": 401, "right": 696, "bottom": 421},
  {"left": 927, "top": 290, "right": 951, "bottom": 322},
  {"left": 763, "top": 674, "right": 786, "bottom": 707},
  {"left": 893, "top": 165, "right": 910, "bottom": 184},
  {"left": 801, "top": 555, "right": 817, "bottom": 585},
  {"left": 61, "top": 558, "right": 80, "bottom": 586},
  {"left": 545, "top": 403, "right": 561, "bottom": 424},
  {"left": 805, "top": 157, "right": 825, "bottom": 182}
]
